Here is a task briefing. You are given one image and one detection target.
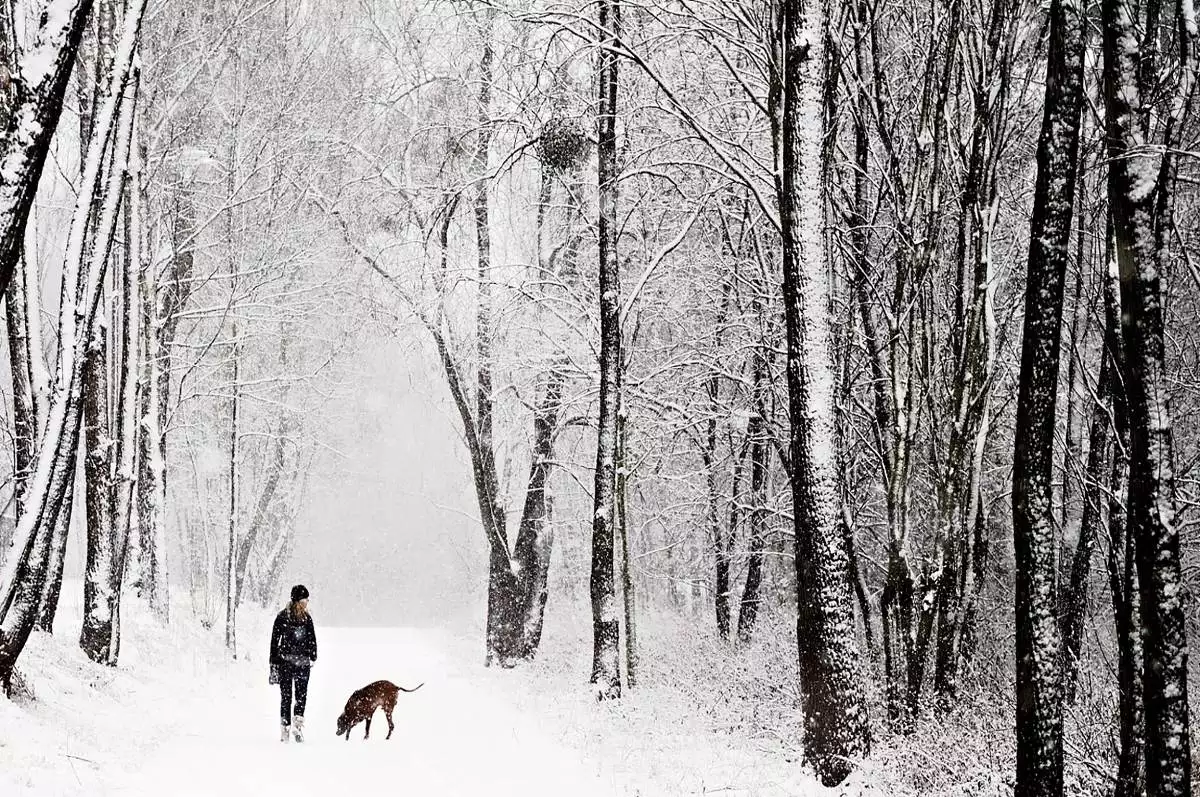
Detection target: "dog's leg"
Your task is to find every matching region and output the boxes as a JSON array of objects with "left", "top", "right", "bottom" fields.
[
  {"left": 385, "top": 707, "right": 394, "bottom": 740},
  {"left": 364, "top": 715, "right": 371, "bottom": 740}
]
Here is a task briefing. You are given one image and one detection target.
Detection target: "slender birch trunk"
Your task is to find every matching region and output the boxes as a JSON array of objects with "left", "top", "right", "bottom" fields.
[
  {"left": 224, "top": 325, "right": 240, "bottom": 654},
  {"left": 590, "top": 0, "right": 622, "bottom": 701}
]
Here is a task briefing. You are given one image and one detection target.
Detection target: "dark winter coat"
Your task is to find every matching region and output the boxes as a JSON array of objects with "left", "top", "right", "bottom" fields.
[{"left": 269, "top": 609, "right": 318, "bottom": 669}]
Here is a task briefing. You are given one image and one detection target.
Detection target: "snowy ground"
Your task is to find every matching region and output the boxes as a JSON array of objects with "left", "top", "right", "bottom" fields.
[{"left": 1, "top": 588, "right": 859, "bottom": 796}]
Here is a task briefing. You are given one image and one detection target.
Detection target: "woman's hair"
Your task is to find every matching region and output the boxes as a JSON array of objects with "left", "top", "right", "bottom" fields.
[{"left": 287, "top": 598, "right": 308, "bottom": 620}]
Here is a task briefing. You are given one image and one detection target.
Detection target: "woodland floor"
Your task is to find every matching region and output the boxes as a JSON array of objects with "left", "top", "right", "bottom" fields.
[{"left": 0, "top": 586, "right": 861, "bottom": 796}]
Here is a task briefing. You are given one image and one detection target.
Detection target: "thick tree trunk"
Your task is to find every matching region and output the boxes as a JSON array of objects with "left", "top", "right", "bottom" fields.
[
  {"left": 1011, "top": 0, "right": 1084, "bottom": 793},
  {"left": 589, "top": 0, "right": 622, "bottom": 701},
  {"left": 1101, "top": 0, "right": 1194, "bottom": 791},
  {"left": 512, "top": 367, "right": 564, "bottom": 659},
  {"left": 0, "top": 0, "right": 97, "bottom": 299},
  {"left": 773, "top": 0, "right": 870, "bottom": 784},
  {"left": 0, "top": 487, "right": 55, "bottom": 692},
  {"left": 79, "top": 8, "right": 142, "bottom": 664},
  {"left": 1, "top": 4, "right": 142, "bottom": 682},
  {"left": 80, "top": 326, "right": 117, "bottom": 661},
  {"left": 484, "top": 540, "right": 522, "bottom": 665}
]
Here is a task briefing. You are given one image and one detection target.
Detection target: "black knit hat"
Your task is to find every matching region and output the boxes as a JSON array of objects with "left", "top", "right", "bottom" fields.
[{"left": 290, "top": 584, "right": 309, "bottom": 602}]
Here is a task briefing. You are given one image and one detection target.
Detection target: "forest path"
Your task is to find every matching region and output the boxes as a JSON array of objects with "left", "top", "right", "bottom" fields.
[{"left": 108, "top": 627, "right": 622, "bottom": 796}]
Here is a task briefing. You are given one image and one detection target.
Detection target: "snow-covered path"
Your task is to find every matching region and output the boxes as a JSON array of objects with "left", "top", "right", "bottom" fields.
[{"left": 106, "top": 628, "right": 621, "bottom": 797}]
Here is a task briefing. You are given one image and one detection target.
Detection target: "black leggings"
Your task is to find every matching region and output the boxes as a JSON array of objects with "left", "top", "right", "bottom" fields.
[{"left": 278, "top": 663, "right": 311, "bottom": 722}]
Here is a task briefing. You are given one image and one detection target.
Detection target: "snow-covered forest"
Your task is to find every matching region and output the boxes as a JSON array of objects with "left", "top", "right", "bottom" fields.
[{"left": 0, "top": 0, "right": 1197, "bottom": 794}]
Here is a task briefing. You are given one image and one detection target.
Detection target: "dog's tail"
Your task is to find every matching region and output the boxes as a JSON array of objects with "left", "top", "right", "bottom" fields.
[{"left": 397, "top": 682, "right": 424, "bottom": 693}]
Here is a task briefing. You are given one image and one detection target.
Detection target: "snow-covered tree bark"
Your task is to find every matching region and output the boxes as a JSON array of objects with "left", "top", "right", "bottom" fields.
[
  {"left": 80, "top": 11, "right": 143, "bottom": 665},
  {"left": 224, "top": 325, "right": 241, "bottom": 654},
  {"left": 2, "top": 0, "right": 145, "bottom": 683},
  {"left": 1099, "top": 234, "right": 1145, "bottom": 797},
  {"left": 34, "top": 457, "right": 74, "bottom": 632},
  {"left": 0, "top": 0, "right": 97, "bottom": 298},
  {"left": 736, "top": 346, "right": 769, "bottom": 644},
  {"left": 772, "top": 0, "right": 870, "bottom": 785},
  {"left": 1011, "top": 0, "right": 1084, "bottom": 792},
  {"left": 1100, "top": 0, "right": 1195, "bottom": 789},
  {"left": 1060, "top": 331, "right": 1113, "bottom": 701},
  {"left": 6, "top": 254, "right": 39, "bottom": 522},
  {"left": 589, "top": 0, "right": 622, "bottom": 702}
]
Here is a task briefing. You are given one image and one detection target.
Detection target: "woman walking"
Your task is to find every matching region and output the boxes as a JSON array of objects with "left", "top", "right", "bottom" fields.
[{"left": 269, "top": 584, "right": 318, "bottom": 742}]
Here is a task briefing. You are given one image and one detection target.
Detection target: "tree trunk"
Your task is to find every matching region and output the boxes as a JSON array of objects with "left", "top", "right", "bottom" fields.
[
  {"left": 736, "top": 356, "right": 768, "bottom": 643},
  {"left": 224, "top": 328, "right": 240, "bottom": 654},
  {"left": 1059, "top": 345, "right": 1111, "bottom": 701},
  {"left": 511, "top": 367, "right": 564, "bottom": 659},
  {"left": 80, "top": 325, "right": 117, "bottom": 661},
  {"left": 79, "top": 5, "right": 142, "bottom": 663},
  {"left": 0, "top": 0, "right": 97, "bottom": 298},
  {"left": 773, "top": 0, "right": 870, "bottom": 784},
  {"left": 1011, "top": 0, "right": 1084, "bottom": 793},
  {"left": 1101, "top": 0, "right": 1194, "bottom": 791},
  {"left": 34, "top": 459, "right": 75, "bottom": 633},
  {"left": 589, "top": 0, "right": 622, "bottom": 702},
  {"left": 1099, "top": 237, "right": 1145, "bottom": 797},
  {"left": 617, "top": 400, "right": 638, "bottom": 687},
  {"left": 127, "top": 126, "right": 165, "bottom": 620},
  {"left": 1, "top": 3, "right": 142, "bottom": 683},
  {"left": 7, "top": 257, "right": 39, "bottom": 521}
]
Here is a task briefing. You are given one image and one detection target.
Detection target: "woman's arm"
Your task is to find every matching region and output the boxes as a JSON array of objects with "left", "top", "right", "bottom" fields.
[
  {"left": 307, "top": 616, "right": 318, "bottom": 662},
  {"left": 269, "top": 614, "right": 282, "bottom": 663}
]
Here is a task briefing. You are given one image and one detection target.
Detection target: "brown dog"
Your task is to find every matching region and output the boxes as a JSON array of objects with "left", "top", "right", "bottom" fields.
[{"left": 335, "top": 680, "right": 424, "bottom": 740}]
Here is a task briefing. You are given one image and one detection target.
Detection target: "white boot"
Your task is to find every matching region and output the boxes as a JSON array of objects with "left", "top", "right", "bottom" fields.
[
  {"left": 280, "top": 722, "right": 290, "bottom": 743},
  {"left": 293, "top": 715, "right": 305, "bottom": 743}
]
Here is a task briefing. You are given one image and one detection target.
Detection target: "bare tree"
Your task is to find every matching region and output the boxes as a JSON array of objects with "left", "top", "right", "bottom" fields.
[
  {"left": 773, "top": 0, "right": 870, "bottom": 785},
  {"left": 1011, "top": 0, "right": 1085, "bottom": 792},
  {"left": 1, "top": 0, "right": 147, "bottom": 686},
  {"left": 1100, "top": 0, "right": 1196, "bottom": 789}
]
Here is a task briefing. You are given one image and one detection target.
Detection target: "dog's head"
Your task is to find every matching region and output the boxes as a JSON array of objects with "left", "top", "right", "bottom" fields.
[{"left": 335, "top": 712, "right": 349, "bottom": 736}]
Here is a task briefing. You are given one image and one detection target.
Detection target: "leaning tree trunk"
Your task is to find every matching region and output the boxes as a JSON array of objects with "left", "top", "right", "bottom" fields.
[
  {"left": 1059, "top": 343, "right": 1112, "bottom": 701},
  {"left": 34, "top": 460, "right": 75, "bottom": 633},
  {"left": 0, "top": 0, "right": 20, "bottom": 503},
  {"left": 2, "top": 3, "right": 143, "bottom": 683},
  {"left": 1101, "top": 0, "right": 1195, "bottom": 791},
  {"left": 468, "top": 11, "right": 524, "bottom": 668},
  {"left": 511, "top": 366, "right": 564, "bottom": 659},
  {"left": 0, "top": 0, "right": 97, "bottom": 299},
  {"left": 1011, "top": 0, "right": 1084, "bottom": 793},
  {"left": 773, "top": 0, "right": 870, "bottom": 785}
]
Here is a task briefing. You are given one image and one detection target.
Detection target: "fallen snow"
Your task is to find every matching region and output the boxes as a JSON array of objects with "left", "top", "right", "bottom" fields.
[{"left": 1, "top": 586, "right": 857, "bottom": 796}]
